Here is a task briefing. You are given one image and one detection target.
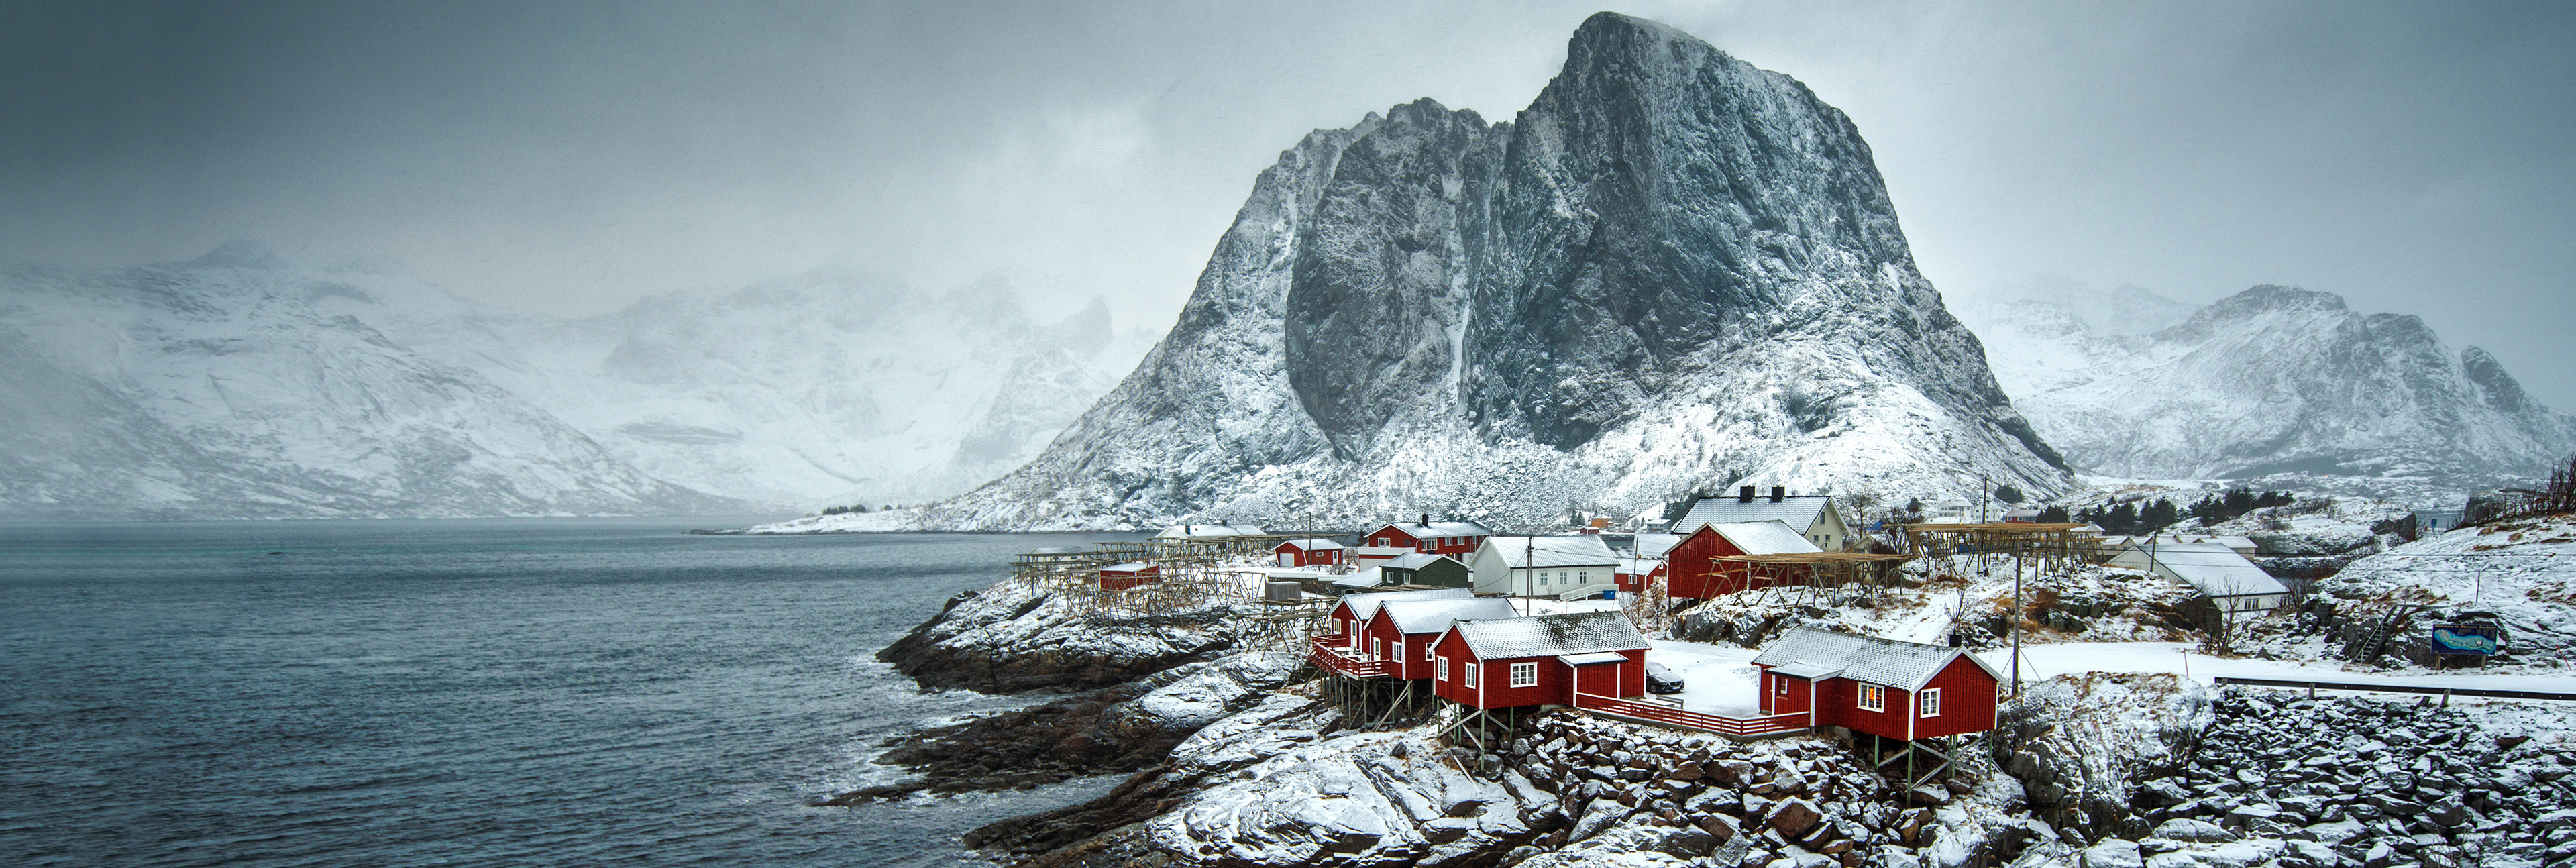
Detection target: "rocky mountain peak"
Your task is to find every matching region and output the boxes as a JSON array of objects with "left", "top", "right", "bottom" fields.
[{"left": 912, "top": 15, "right": 2071, "bottom": 530}]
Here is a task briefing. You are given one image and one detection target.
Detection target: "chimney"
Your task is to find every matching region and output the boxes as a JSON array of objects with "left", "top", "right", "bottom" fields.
[
  {"left": 1739, "top": 486, "right": 1756, "bottom": 503},
  {"left": 1769, "top": 486, "right": 1785, "bottom": 503},
  {"left": 1421, "top": 513, "right": 1430, "bottom": 526}
]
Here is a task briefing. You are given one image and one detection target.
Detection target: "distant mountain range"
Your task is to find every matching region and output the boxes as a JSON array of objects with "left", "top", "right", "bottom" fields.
[
  {"left": 911, "top": 13, "right": 2074, "bottom": 531},
  {"left": 1962, "top": 284, "right": 2576, "bottom": 494},
  {"left": 0, "top": 242, "right": 1144, "bottom": 519}
]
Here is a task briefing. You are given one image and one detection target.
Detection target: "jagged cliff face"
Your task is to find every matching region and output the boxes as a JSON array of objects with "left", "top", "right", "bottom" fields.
[
  {"left": 1967, "top": 284, "right": 2576, "bottom": 485},
  {"left": 923, "top": 13, "right": 2070, "bottom": 531}
]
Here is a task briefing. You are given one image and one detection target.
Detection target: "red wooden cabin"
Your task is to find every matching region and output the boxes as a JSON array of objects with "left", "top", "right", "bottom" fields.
[
  {"left": 1613, "top": 557, "right": 1666, "bottom": 594},
  {"left": 1750, "top": 627, "right": 2000, "bottom": 741},
  {"left": 1356, "top": 516, "right": 1495, "bottom": 563},
  {"left": 1273, "top": 538, "right": 1348, "bottom": 567},
  {"left": 1323, "top": 587, "right": 1471, "bottom": 649},
  {"left": 1098, "top": 561, "right": 1161, "bottom": 591},
  {"left": 1430, "top": 611, "right": 1650, "bottom": 710},
  {"left": 1358, "top": 596, "right": 1518, "bottom": 680},
  {"left": 1666, "top": 521, "right": 1819, "bottom": 599}
]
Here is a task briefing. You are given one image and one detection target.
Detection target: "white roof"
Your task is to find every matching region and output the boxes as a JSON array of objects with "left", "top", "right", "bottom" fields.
[
  {"left": 2110, "top": 543, "right": 2288, "bottom": 598},
  {"left": 1155, "top": 523, "right": 1267, "bottom": 539},
  {"left": 1750, "top": 627, "right": 1997, "bottom": 692},
  {"left": 1481, "top": 535, "right": 1621, "bottom": 569},
  {"left": 1276, "top": 537, "right": 1347, "bottom": 550},
  {"left": 1447, "top": 611, "right": 1648, "bottom": 660},
  {"left": 1616, "top": 557, "right": 1664, "bottom": 575},
  {"left": 1558, "top": 651, "right": 1630, "bottom": 666},
  {"left": 1333, "top": 586, "right": 1471, "bottom": 618},
  {"left": 1329, "top": 567, "right": 1387, "bottom": 589},
  {"left": 1700, "top": 521, "right": 1821, "bottom": 556},
  {"left": 1383, "top": 552, "right": 1462, "bottom": 570},
  {"left": 1670, "top": 494, "right": 1835, "bottom": 535},
  {"left": 1629, "top": 533, "right": 1682, "bottom": 558},
  {"left": 1102, "top": 561, "right": 1155, "bottom": 572},
  {"left": 1375, "top": 519, "right": 1495, "bottom": 538},
  {"left": 1374, "top": 597, "right": 1517, "bottom": 635}
]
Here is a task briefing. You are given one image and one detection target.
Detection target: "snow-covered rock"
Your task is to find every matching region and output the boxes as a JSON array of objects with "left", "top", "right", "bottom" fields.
[
  {"left": 875, "top": 573, "right": 1265, "bottom": 694},
  {"left": 912, "top": 12, "right": 2072, "bottom": 531}
]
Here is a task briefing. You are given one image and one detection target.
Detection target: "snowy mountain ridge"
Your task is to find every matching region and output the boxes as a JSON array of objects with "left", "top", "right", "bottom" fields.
[
  {"left": 1964, "top": 284, "right": 2576, "bottom": 494},
  {"left": 910, "top": 13, "right": 2072, "bottom": 531},
  {"left": 0, "top": 243, "right": 1147, "bottom": 519}
]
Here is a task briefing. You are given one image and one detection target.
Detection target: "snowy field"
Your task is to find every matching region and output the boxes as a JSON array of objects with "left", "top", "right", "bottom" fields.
[{"left": 1985, "top": 641, "right": 2576, "bottom": 695}]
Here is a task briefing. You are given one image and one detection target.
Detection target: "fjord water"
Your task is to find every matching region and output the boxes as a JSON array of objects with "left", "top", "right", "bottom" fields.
[{"left": 1, "top": 519, "right": 1133, "bottom": 867}]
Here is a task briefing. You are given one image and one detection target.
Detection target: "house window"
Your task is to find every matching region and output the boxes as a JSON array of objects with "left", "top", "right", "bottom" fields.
[
  {"left": 1776, "top": 677, "right": 1788, "bottom": 696},
  {"left": 1424, "top": 643, "right": 1434, "bottom": 661},
  {"left": 1576, "top": 570, "right": 1588, "bottom": 584},
  {"left": 1370, "top": 638, "right": 1382, "bottom": 659},
  {"left": 1377, "top": 537, "right": 1388, "bottom": 547},
  {"left": 1509, "top": 662, "right": 1538, "bottom": 687},
  {"left": 1858, "top": 684, "right": 1886, "bottom": 712},
  {"left": 1463, "top": 663, "right": 1479, "bottom": 687},
  {"left": 1438, "top": 657, "right": 1449, "bottom": 680},
  {"left": 1919, "top": 688, "right": 1942, "bottom": 718}
]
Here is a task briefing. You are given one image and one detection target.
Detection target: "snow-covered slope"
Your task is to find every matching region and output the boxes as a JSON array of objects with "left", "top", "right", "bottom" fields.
[
  {"left": 918, "top": 13, "right": 2070, "bottom": 531},
  {"left": 0, "top": 243, "right": 733, "bottom": 519},
  {"left": 1966, "top": 284, "right": 2576, "bottom": 491},
  {"left": 331, "top": 267, "right": 1150, "bottom": 509},
  {"left": 0, "top": 244, "right": 1147, "bottom": 519}
]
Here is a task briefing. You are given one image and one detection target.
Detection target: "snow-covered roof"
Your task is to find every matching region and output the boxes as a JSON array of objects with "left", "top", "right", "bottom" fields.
[
  {"left": 1630, "top": 533, "right": 1682, "bottom": 558},
  {"left": 1448, "top": 611, "right": 1648, "bottom": 660},
  {"left": 1334, "top": 586, "right": 1471, "bottom": 618},
  {"left": 1382, "top": 552, "right": 1462, "bottom": 571},
  {"left": 1102, "top": 561, "right": 1157, "bottom": 572},
  {"left": 1670, "top": 495, "right": 1835, "bottom": 535},
  {"left": 1024, "top": 545, "right": 1090, "bottom": 555},
  {"left": 1615, "top": 557, "right": 1664, "bottom": 576},
  {"left": 1156, "top": 523, "right": 1268, "bottom": 538},
  {"left": 2110, "top": 543, "right": 2288, "bottom": 598},
  {"left": 1700, "top": 521, "right": 1821, "bottom": 556},
  {"left": 1275, "top": 537, "right": 1346, "bottom": 551},
  {"left": 1768, "top": 662, "right": 1842, "bottom": 680},
  {"left": 1374, "top": 597, "right": 1517, "bottom": 635},
  {"left": 1481, "top": 535, "right": 1621, "bottom": 569},
  {"left": 1558, "top": 651, "right": 1629, "bottom": 666},
  {"left": 1329, "top": 567, "right": 1387, "bottom": 589},
  {"left": 1751, "top": 627, "right": 1996, "bottom": 692},
  {"left": 1375, "top": 519, "right": 1495, "bottom": 538}
]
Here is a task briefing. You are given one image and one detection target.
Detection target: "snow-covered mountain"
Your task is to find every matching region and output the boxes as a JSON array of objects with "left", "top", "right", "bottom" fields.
[
  {"left": 916, "top": 13, "right": 2071, "bottom": 531},
  {"left": 333, "top": 266, "right": 1152, "bottom": 509},
  {"left": 0, "top": 243, "right": 1147, "bottom": 519},
  {"left": 1964, "top": 284, "right": 2576, "bottom": 490},
  {"left": 0, "top": 243, "right": 733, "bottom": 519}
]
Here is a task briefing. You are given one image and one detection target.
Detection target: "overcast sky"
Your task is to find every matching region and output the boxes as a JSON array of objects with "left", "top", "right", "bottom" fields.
[{"left": 6, "top": 1, "right": 2572, "bottom": 406}]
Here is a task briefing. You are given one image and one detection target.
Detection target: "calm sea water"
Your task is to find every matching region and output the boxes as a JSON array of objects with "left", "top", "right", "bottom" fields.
[{"left": 0, "top": 519, "right": 1138, "bottom": 867}]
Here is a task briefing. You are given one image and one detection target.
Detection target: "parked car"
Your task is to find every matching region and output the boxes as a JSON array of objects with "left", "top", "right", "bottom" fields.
[{"left": 1645, "top": 661, "right": 1684, "bottom": 694}]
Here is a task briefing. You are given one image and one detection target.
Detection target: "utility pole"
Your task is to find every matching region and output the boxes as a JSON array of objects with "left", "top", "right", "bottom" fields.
[{"left": 2010, "top": 547, "right": 2023, "bottom": 698}]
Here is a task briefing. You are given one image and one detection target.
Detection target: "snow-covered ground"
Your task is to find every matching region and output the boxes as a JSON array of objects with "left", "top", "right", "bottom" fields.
[
  {"left": 1987, "top": 641, "right": 2576, "bottom": 696},
  {"left": 1646, "top": 639, "right": 1762, "bottom": 716}
]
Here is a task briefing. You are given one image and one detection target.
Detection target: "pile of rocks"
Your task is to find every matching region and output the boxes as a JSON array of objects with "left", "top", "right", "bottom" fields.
[
  {"left": 2081, "top": 692, "right": 2574, "bottom": 868},
  {"left": 1495, "top": 714, "right": 2023, "bottom": 868}
]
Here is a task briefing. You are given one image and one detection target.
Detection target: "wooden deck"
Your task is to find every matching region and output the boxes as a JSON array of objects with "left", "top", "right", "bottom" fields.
[
  {"left": 1572, "top": 692, "right": 1810, "bottom": 739},
  {"left": 1310, "top": 637, "right": 1395, "bottom": 679}
]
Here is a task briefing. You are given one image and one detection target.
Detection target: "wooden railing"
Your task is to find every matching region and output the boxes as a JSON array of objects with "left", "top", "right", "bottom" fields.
[
  {"left": 1573, "top": 692, "right": 1809, "bottom": 737},
  {"left": 1310, "top": 638, "right": 1395, "bottom": 679}
]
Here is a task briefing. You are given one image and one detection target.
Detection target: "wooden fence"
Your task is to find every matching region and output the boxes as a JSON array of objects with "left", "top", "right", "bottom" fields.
[
  {"left": 1572, "top": 692, "right": 1810, "bottom": 737},
  {"left": 1310, "top": 638, "right": 1395, "bottom": 679}
]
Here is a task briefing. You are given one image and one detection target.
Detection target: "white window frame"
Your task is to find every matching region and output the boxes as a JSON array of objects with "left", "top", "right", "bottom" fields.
[
  {"left": 1423, "top": 643, "right": 1434, "bottom": 661},
  {"left": 1919, "top": 688, "right": 1942, "bottom": 718},
  {"left": 1509, "top": 662, "right": 1538, "bottom": 687},
  {"left": 1370, "top": 637, "right": 1382, "bottom": 659},
  {"left": 1463, "top": 663, "right": 1479, "bottom": 688},
  {"left": 1776, "top": 676, "right": 1788, "bottom": 696},
  {"left": 1576, "top": 570, "right": 1589, "bottom": 584},
  {"left": 1858, "top": 683, "right": 1886, "bottom": 712},
  {"left": 1437, "top": 657, "right": 1449, "bottom": 680}
]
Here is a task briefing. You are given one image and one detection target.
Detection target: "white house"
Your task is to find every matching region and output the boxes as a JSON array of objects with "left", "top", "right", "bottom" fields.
[{"left": 1470, "top": 535, "right": 1623, "bottom": 599}]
